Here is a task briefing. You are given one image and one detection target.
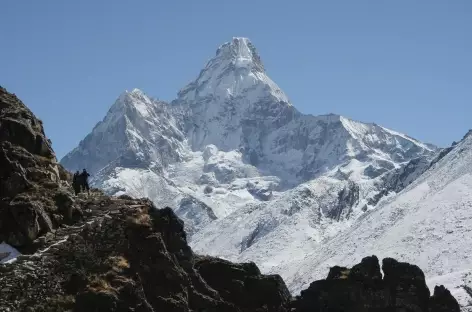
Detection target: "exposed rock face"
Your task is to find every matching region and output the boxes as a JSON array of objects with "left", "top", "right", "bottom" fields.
[
  {"left": 291, "top": 255, "right": 460, "bottom": 312},
  {"left": 174, "top": 195, "right": 217, "bottom": 238},
  {"left": 0, "top": 87, "right": 77, "bottom": 249},
  {"left": 0, "top": 197, "right": 291, "bottom": 312},
  {"left": 195, "top": 256, "right": 291, "bottom": 311},
  {"left": 429, "top": 285, "right": 461, "bottom": 312},
  {"left": 328, "top": 180, "right": 360, "bottom": 221},
  {"left": 0, "top": 88, "right": 54, "bottom": 161}
]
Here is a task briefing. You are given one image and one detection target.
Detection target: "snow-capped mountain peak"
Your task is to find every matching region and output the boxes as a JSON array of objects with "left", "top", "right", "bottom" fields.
[
  {"left": 176, "top": 38, "right": 296, "bottom": 152},
  {"left": 112, "top": 88, "right": 155, "bottom": 118},
  {"left": 215, "top": 37, "right": 265, "bottom": 72},
  {"left": 63, "top": 36, "right": 437, "bottom": 187},
  {"left": 61, "top": 88, "right": 188, "bottom": 174},
  {"left": 177, "top": 37, "right": 289, "bottom": 104},
  {"left": 119, "top": 88, "right": 145, "bottom": 98}
]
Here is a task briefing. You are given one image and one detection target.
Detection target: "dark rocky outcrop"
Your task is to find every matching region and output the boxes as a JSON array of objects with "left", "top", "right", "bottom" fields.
[
  {"left": 382, "top": 257, "right": 431, "bottom": 311},
  {"left": 0, "top": 88, "right": 461, "bottom": 311},
  {"left": 429, "top": 285, "right": 461, "bottom": 312},
  {"left": 0, "top": 87, "right": 78, "bottom": 250},
  {"left": 0, "top": 204, "right": 461, "bottom": 311},
  {"left": 369, "top": 130, "right": 472, "bottom": 209},
  {"left": 292, "top": 255, "right": 460, "bottom": 312},
  {"left": 328, "top": 181, "right": 360, "bottom": 221},
  {"left": 195, "top": 256, "right": 291, "bottom": 311},
  {"left": 0, "top": 197, "right": 291, "bottom": 312},
  {"left": 246, "top": 181, "right": 274, "bottom": 201}
]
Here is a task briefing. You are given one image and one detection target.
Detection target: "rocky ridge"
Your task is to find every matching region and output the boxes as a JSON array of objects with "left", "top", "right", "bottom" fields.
[
  {"left": 0, "top": 87, "right": 77, "bottom": 250},
  {"left": 0, "top": 87, "right": 462, "bottom": 311},
  {"left": 0, "top": 197, "right": 461, "bottom": 312}
]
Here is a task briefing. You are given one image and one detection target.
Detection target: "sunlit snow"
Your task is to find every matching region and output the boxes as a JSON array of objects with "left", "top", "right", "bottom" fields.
[{"left": 60, "top": 37, "right": 471, "bottom": 309}]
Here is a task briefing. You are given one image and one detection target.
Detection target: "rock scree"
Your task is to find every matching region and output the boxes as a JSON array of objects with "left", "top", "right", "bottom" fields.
[{"left": 0, "top": 87, "right": 461, "bottom": 311}]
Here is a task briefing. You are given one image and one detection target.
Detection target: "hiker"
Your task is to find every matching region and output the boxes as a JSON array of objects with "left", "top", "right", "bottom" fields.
[
  {"left": 72, "top": 170, "right": 81, "bottom": 195},
  {"left": 80, "top": 169, "right": 90, "bottom": 194}
]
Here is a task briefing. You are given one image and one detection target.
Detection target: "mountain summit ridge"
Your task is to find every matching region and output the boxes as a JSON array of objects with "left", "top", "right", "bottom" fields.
[
  {"left": 214, "top": 37, "right": 265, "bottom": 72},
  {"left": 62, "top": 37, "right": 434, "bottom": 183}
]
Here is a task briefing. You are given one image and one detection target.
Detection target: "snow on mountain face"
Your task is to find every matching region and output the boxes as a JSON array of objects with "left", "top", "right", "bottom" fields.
[
  {"left": 268, "top": 132, "right": 472, "bottom": 308},
  {"left": 61, "top": 89, "right": 189, "bottom": 174},
  {"left": 176, "top": 38, "right": 297, "bottom": 162},
  {"left": 59, "top": 37, "right": 463, "bottom": 303},
  {"left": 262, "top": 114, "right": 435, "bottom": 184},
  {"left": 173, "top": 37, "right": 435, "bottom": 184}
]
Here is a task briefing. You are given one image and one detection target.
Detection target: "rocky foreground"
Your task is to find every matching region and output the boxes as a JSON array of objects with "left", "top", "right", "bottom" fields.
[{"left": 0, "top": 86, "right": 461, "bottom": 311}]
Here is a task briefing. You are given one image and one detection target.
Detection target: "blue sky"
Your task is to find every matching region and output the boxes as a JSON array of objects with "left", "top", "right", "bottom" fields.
[{"left": 1, "top": 1, "right": 471, "bottom": 158}]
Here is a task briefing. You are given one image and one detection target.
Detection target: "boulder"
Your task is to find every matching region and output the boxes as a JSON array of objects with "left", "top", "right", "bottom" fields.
[
  {"left": 195, "top": 256, "right": 291, "bottom": 311},
  {"left": 349, "top": 255, "right": 382, "bottom": 281},
  {"left": 382, "top": 257, "right": 430, "bottom": 311}
]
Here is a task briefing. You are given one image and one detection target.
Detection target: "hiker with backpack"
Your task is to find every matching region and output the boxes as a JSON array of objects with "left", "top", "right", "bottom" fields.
[
  {"left": 72, "top": 170, "right": 81, "bottom": 195},
  {"left": 80, "top": 169, "right": 90, "bottom": 195}
]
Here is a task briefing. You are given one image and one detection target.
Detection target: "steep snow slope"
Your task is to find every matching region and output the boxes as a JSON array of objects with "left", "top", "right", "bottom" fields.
[
  {"left": 177, "top": 37, "right": 296, "bottom": 153},
  {"left": 61, "top": 89, "right": 189, "bottom": 174},
  {"left": 190, "top": 176, "right": 357, "bottom": 261},
  {"left": 174, "top": 37, "right": 435, "bottom": 183},
  {"left": 267, "top": 131, "right": 472, "bottom": 309}
]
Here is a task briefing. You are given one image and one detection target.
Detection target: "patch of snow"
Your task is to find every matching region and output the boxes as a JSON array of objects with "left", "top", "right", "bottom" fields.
[{"left": 0, "top": 242, "right": 21, "bottom": 264}]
